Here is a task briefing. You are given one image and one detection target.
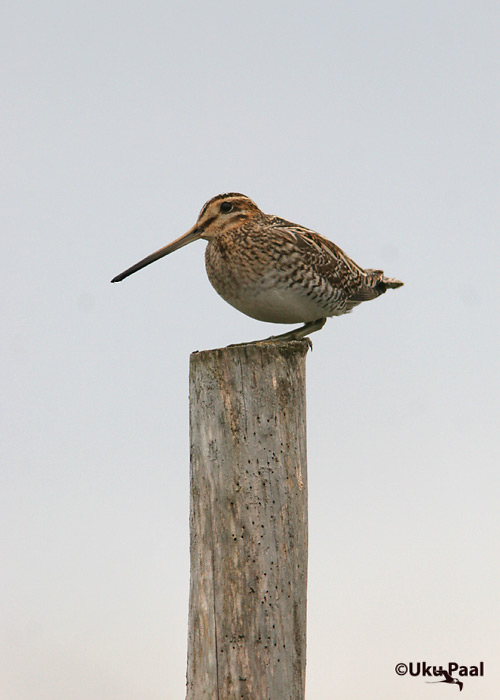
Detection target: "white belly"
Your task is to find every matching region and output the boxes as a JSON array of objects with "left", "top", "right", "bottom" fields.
[{"left": 218, "top": 285, "right": 333, "bottom": 324}]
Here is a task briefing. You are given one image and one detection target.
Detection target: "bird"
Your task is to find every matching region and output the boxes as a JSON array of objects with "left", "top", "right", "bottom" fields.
[
  {"left": 426, "top": 670, "right": 463, "bottom": 692},
  {"left": 111, "top": 193, "right": 403, "bottom": 342}
]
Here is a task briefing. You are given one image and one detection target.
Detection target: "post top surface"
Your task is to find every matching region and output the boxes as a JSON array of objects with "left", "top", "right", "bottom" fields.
[{"left": 190, "top": 339, "right": 311, "bottom": 361}]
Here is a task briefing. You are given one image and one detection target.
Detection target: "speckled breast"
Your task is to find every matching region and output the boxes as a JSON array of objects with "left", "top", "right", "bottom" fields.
[{"left": 204, "top": 232, "right": 349, "bottom": 324}]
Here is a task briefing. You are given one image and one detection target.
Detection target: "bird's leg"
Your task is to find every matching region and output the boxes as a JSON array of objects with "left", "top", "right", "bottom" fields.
[
  {"left": 226, "top": 318, "right": 327, "bottom": 349},
  {"left": 261, "top": 317, "right": 327, "bottom": 342}
]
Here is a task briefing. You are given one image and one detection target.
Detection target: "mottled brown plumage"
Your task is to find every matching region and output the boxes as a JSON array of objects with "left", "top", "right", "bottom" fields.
[{"left": 111, "top": 193, "right": 403, "bottom": 341}]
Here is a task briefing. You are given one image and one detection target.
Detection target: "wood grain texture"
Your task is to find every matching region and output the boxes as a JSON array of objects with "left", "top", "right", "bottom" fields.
[{"left": 186, "top": 340, "right": 310, "bottom": 700}]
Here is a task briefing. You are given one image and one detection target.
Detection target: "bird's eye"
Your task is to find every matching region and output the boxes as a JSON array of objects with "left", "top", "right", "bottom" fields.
[{"left": 220, "top": 201, "right": 233, "bottom": 213}]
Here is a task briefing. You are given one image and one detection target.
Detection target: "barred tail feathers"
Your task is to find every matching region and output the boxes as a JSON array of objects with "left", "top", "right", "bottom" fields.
[{"left": 382, "top": 277, "right": 404, "bottom": 290}]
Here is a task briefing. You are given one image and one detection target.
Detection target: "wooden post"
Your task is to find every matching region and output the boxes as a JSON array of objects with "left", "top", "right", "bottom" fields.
[{"left": 186, "top": 340, "right": 310, "bottom": 700}]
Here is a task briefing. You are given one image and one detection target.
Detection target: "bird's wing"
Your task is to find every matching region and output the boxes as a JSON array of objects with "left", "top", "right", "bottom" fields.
[
  {"left": 269, "top": 217, "right": 384, "bottom": 305},
  {"left": 269, "top": 218, "right": 365, "bottom": 275}
]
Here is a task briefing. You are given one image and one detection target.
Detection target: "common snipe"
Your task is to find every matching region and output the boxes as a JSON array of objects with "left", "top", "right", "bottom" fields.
[{"left": 111, "top": 193, "right": 403, "bottom": 341}]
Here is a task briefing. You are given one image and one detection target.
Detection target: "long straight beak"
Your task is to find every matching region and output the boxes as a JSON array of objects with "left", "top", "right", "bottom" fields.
[{"left": 111, "top": 225, "right": 201, "bottom": 283}]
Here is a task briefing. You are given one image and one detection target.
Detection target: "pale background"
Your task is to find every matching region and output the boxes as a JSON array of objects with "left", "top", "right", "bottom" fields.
[{"left": 2, "top": 1, "right": 499, "bottom": 698}]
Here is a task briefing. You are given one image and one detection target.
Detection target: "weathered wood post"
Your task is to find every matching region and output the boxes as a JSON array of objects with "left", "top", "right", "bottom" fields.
[{"left": 186, "top": 340, "right": 310, "bottom": 700}]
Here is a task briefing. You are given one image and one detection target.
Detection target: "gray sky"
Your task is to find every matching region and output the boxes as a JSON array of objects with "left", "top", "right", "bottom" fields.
[{"left": 2, "top": 1, "right": 499, "bottom": 698}]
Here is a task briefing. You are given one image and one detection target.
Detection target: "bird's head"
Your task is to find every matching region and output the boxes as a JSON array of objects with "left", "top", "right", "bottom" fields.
[
  {"left": 195, "top": 193, "right": 262, "bottom": 239},
  {"left": 111, "top": 193, "right": 261, "bottom": 283}
]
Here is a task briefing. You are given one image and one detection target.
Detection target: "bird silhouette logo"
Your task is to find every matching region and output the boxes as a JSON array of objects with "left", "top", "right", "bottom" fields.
[{"left": 426, "top": 669, "right": 464, "bottom": 691}]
